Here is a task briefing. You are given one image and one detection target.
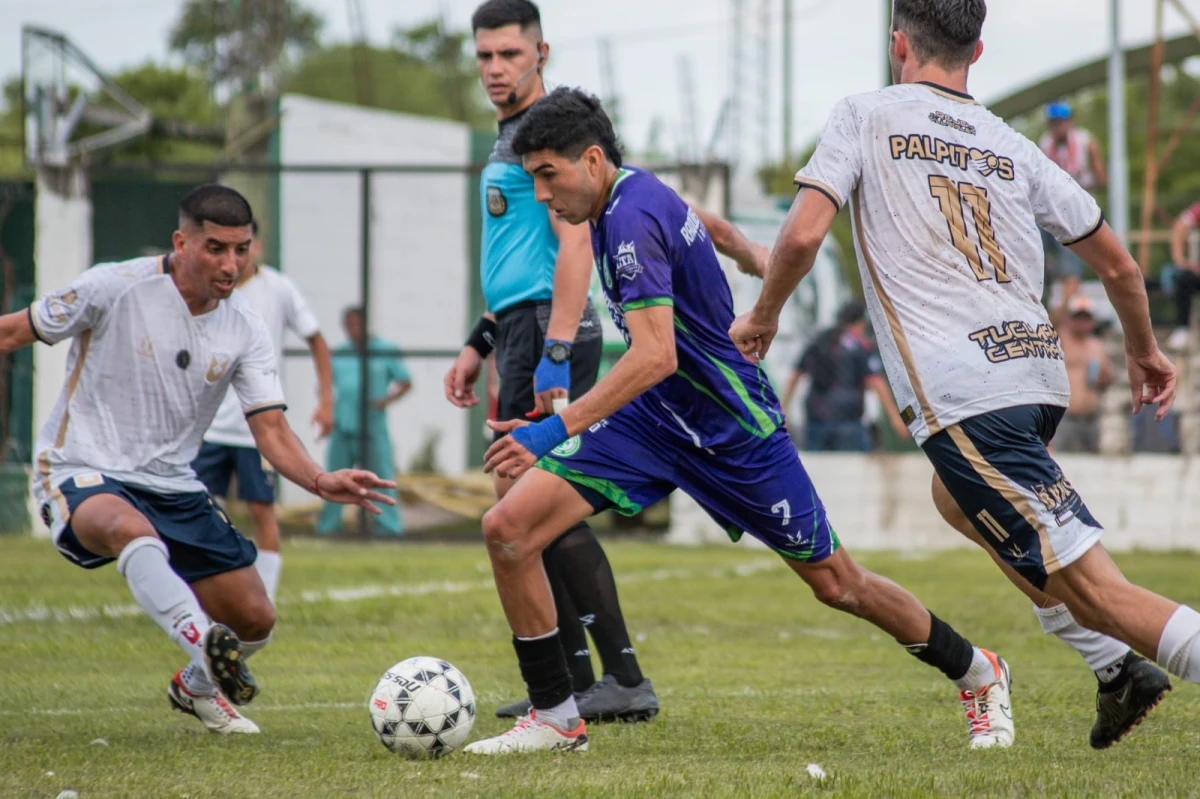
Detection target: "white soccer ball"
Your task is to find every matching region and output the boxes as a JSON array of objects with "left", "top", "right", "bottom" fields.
[{"left": 368, "top": 656, "right": 476, "bottom": 758}]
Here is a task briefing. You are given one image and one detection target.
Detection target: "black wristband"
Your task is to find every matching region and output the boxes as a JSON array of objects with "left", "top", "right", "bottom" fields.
[{"left": 466, "top": 316, "right": 497, "bottom": 358}]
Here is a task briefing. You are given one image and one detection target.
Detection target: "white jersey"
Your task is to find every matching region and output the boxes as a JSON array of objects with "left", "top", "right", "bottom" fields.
[
  {"left": 204, "top": 265, "right": 319, "bottom": 448},
  {"left": 30, "top": 256, "right": 285, "bottom": 505},
  {"left": 796, "top": 82, "right": 1102, "bottom": 445}
]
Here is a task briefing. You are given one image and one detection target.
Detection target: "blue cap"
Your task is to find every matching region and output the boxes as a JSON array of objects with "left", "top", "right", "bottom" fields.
[{"left": 1047, "top": 102, "right": 1072, "bottom": 120}]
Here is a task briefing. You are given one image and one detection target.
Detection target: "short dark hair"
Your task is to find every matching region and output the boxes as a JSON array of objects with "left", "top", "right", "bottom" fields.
[
  {"left": 472, "top": 0, "right": 541, "bottom": 33},
  {"left": 251, "top": 218, "right": 260, "bottom": 236},
  {"left": 343, "top": 306, "right": 365, "bottom": 320},
  {"left": 837, "top": 300, "right": 867, "bottom": 328},
  {"left": 892, "top": 0, "right": 986, "bottom": 69},
  {"left": 511, "top": 88, "right": 623, "bottom": 166},
  {"left": 179, "top": 184, "right": 253, "bottom": 229}
]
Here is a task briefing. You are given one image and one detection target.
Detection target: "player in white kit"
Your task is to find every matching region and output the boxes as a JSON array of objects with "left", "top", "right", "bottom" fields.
[
  {"left": 193, "top": 219, "right": 333, "bottom": 602},
  {"left": 5, "top": 185, "right": 394, "bottom": 734},
  {"left": 732, "top": 0, "right": 1194, "bottom": 750}
]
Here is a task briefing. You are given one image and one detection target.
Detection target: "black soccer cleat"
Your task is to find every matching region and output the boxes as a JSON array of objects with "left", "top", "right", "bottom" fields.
[
  {"left": 1090, "top": 652, "right": 1171, "bottom": 750},
  {"left": 576, "top": 674, "right": 660, "bottom": 723},
  {"left": 203, "top": 624, "right": 259, "bottom": 707},
  {"left": 495, "top": 697, "right": 533, "bottom": 719}
]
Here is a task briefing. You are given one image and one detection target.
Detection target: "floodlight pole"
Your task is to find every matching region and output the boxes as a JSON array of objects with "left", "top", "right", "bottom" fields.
[
  {"left": 782, "top": 0, "right": 793, "bottom": 162},
  {"left": 1108, "top": 0, "right": 1129, "bottom": 244},
  {"left": 1137, "top": 0, "right": 1165, "bottom": 272}
]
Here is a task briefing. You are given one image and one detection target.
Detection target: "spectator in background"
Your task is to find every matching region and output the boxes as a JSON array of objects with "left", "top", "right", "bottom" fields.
[
  {"left": 1167, "top": 202, "right": 1200, "bottom": 351},
  {"left": 1039, "top": 102, "right": 1106, "bottom": 284},
  {"left": 316, "top": 307, "right": 411, "bottom": 535},
  {"left": 782, "top": 301, "right": 909, "bottom": 452},
  {"left": 1050, "top": 283, "right": 1112, "bottom": 453}
]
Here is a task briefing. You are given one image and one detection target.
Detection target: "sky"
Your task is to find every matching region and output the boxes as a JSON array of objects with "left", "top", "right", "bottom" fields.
[{"left": 2, "top": 0, "right": 1190, "bottom": 166}]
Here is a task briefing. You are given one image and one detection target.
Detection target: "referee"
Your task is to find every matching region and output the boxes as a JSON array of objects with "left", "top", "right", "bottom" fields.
[{"left": 443, "top": 0, "right": 658, "bottom": 722}]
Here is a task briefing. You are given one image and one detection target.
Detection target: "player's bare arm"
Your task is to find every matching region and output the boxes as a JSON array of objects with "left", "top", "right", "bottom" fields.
[
  {"left": 307, "top": 332, "right": 335, "bottom": 437},
  {"left": 534, "top": 210, "right": 593, "bottom": 414},
  {"left": 689, "top": 204, "right": 770, "bottom": 279},
  {"left": 1068, "top": 224, "right": 1177, "bottom": 420},
  {"left": 246, "top": 408, "right": 396, "bottom": 511},
  {"left": 484, "top": 304, "right": 676, "bottom": 479},
  {"left": 0, "top": 308, "right": 40, "bottom": 353},
  {"left": 730, "top": 189, "right": 839, "bottom": 361}
]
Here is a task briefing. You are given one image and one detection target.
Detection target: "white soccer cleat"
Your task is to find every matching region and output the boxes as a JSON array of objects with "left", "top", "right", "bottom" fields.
[
  {"left": 1166, "top": 327, "right": 1190, "bottom": 352},
  {"left": 463, "top": 710, "right": 588, "bottom": 755},
  {"left": 960, "top": 651, "right": 1013, "bottom": 749},
  {"left": 169, "top": 672, "right": 260, "bottom": 735}
]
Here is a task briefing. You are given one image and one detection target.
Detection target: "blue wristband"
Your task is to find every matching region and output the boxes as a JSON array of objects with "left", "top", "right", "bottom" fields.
[
  {"left": 534, "top": 339, "right": 572, "bottom": 395},
  {"left": 511, "top": 414, "right": 569, "bottom": 460}
]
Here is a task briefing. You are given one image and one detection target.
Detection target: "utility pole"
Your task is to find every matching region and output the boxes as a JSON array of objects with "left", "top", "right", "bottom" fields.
[
  {"left": 782, "top": 0, "right": 792, "bottom": 162},
  {"left": 1107, "top": 0, "right": 1129, "bottom": 243},
  {"left": 730, "top": 0, "right": 744, "bottom": 167},
  {"left": 758, "top": 0, "right": 771, "bottom": 164},
  {"left": 884, "top": 0, "right": 893, "bottom": 86}
]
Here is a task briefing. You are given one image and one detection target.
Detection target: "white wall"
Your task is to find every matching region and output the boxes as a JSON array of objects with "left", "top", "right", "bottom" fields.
[
  {"left": 29, "top": 167, "right": 92, "bottom": 536},
  {"left": 668, "top": 453, "right": 1200, "bottom": 552},
  {"left": 278, "top": 96, "right": 473, "bottom": 506}
]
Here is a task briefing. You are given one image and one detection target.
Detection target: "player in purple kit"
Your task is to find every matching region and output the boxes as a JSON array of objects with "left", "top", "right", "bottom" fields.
[{"left": 463, "top": 88, "right": 1014, "bottom": 755}]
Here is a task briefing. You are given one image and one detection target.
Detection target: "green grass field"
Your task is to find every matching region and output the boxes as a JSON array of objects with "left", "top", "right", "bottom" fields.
[{"left": 2, "top": 534, "right": 1199, "bottom": 797}]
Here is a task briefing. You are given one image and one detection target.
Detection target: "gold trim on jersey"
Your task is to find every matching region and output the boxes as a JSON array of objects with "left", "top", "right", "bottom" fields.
[
  {"left": 1060, "top": 208, "right": 1105, "bottom": 247},
  {"left": 918, "top": 83, "right": 981, "bottom": 106},
  {"left": 851, "top": 191, "right": 941, "bottom": 436},
  {"left": 54, "top": 331, "right": 92, "bottom": 449},
  {"left": 795, "top": 178, "right": 844, "bottom": 209},
  {"left": 946, "top": 425, "right": 1060, "bottom": 573}
]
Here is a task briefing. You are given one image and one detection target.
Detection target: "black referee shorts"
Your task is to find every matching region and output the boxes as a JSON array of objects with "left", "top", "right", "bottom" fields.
[{"left": 494, "top": 298, "right": 603, "bottom": 432}]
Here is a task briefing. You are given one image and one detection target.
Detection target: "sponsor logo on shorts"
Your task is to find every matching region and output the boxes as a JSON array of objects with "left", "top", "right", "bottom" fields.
[
  {"left": 73, "top": 472, "right": 103, "bottom": 488},
  {"left": 1033, "top": 475, "right": 1083, "bottom": 526},
  {"left": 551, "top": 436, "right": 582, "bottom": 458}
]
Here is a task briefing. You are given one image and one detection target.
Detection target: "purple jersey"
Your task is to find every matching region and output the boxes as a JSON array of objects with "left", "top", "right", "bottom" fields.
[{"left": 589, "top": 168, "right": 784, "bottom": 448}]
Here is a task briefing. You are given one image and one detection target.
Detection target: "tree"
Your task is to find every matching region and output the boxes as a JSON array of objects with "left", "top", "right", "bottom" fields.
[
  {"left": 285, "top": 20, "right": 492, "bottom": 128},
  {"left": 169, "top": 0, "right": 323, "bottom": 95}
]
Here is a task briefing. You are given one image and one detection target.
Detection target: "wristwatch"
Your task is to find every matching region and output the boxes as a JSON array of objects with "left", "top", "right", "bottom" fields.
[{"left": 545, "top": 341, "right": 573, "bottom": 364}]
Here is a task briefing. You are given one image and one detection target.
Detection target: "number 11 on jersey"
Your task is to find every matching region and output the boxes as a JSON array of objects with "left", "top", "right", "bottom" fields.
[{"left": 928, "top": 175, "right": 1010, "bottom": 284}]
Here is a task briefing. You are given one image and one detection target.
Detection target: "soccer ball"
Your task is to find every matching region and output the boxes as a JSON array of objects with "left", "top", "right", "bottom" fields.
[{"left": 368, "top": 657, "right": 476, "bottom": 758}]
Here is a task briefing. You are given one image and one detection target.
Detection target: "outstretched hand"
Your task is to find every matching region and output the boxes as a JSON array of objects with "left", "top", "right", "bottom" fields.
[{"left": 314, "top": 469, "right": 397, "bottom": 514}]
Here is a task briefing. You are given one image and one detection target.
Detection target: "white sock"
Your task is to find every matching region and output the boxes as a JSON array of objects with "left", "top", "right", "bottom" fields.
[
  {"left": 1033, "top": 602, "right": 1130, "bottom": 679},
  {"left": 953, "top": 647, "right": 999, "bottom": 694},
  {"left": 534, "top": 694, "right": 580, "bottom": 731},
  {"left": 117, "top": 538, "right": 212, "bottom": 688},
  {"left": 241, "top": 634, "right": 272, "bottom": 660},
  {"left": 180, "top": 662, "right": 215, "bottom": 696},
  {"left": 255, "top": 550, "right": 282, "bottom": 603},
  {"left": 1156, "top": 605, "right": 1200, "bottom": 683}
]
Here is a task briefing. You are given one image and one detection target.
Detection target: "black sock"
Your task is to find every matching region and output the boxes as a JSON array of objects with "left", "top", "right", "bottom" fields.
[
  {"left": 512, "top": 631, "right": 574, "bottom": 711},
  {"left": 542, "top": 538, "right": 596, "bottom": 693},
  {"left": 902, "top": 612, "right": 975, "bottom": 682},
  {"left": 545, "top": 522, "right": 644, "bottom": 688}
]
